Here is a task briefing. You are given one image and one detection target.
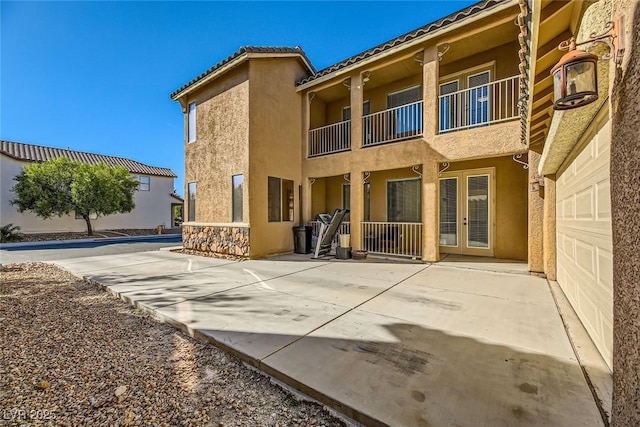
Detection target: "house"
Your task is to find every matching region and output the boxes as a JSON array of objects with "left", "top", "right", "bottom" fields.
[
  {"left": 0, "top": 140, "right": 182, "bottom": 233},
  {"left": 171, "top": 0, "right": 528, "bottom": 262},
  {"left": 171, "top": 0, "right": 639, "bottom": 422}
]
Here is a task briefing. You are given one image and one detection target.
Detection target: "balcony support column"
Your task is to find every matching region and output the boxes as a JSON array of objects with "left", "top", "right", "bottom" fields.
[
  {"left": 421, "top": 161, "right": 439, "bottom": 262},
  {"left": 422, "top": 47, "right": 439, "bottom": 140},
  {"left": 303, "top": 91, "right": 312, "bottom": 158},
  {"left": 349, "top": 169, "right": 364, "bottom": 251},
  {"left": 349, "top": 74, "right": 364, "bottom": 150}
]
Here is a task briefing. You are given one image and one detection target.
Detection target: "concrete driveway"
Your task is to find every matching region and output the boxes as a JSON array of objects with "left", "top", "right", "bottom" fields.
[{"left": 52, "top": 251, "right": 604, "bottom": 426}]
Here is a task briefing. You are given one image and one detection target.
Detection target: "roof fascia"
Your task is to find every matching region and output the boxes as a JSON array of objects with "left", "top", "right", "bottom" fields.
[
  {"left": 172, "top": 52, "right": 314, "bottom": 101},
  {"left": 171, "top": 52, "right": 249, "bottom": 101},
  {"left": 296, "top": 0, "right": 517, "bottom": 92}
]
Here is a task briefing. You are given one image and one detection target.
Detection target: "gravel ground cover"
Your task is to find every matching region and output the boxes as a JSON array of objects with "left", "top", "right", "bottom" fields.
[{"left": 0, "top": 263, "right": 346, "bottom": 427}]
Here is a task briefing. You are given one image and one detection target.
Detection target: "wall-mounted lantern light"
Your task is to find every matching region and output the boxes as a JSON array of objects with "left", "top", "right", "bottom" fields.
[{"left": 551, "top": 18, "right": 624, "bottom": 110}]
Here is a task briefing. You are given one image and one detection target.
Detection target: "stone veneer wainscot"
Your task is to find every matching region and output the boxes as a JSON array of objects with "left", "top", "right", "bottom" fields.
[{"left": 182, "top": 224, "right": 250, "bottom": 257}]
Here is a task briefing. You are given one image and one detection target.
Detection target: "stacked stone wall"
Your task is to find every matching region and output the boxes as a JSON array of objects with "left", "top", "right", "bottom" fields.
[{"left": 182, "top": 225, "right": 249, "bottom": 257}]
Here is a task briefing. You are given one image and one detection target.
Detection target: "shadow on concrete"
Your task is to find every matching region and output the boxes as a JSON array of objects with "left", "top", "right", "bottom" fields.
[{"left": 188, "top": 322, "right": 605, "bottom": 427}]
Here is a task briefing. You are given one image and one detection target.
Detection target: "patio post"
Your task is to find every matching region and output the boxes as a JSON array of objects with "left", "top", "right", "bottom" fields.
[{"left": 422, "top": 161, "right": 439, "bottom": 262}]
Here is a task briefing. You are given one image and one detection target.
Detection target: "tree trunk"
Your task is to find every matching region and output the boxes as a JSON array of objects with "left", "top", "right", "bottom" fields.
[{"left": 84, "top": 216, "right": 93, "bottom": 236}]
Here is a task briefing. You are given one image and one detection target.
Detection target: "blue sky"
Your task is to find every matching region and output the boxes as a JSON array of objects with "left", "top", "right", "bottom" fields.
[{"left": 1, "top": 1, "right": 477, "bottom": 196}]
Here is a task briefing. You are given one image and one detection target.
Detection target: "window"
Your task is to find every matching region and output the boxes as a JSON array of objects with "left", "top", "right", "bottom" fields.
[
  {"left": 268, "top": 176, "right": 294, "bottom": 222},
  {"left": 439, "top": 80, "right": 459, "bottom": 132},
  {"left": 387, "top": 179, "right": 421, "bottom": 223},
  {"left": 187, "top": 182, "right": 196, "bottom": 221},
  {"left": 188, "top": 102, "right": 196, "bottom": 143},
  {"left": 138, "top": 176, "right": 150, "bottom": 191},
  {"left": 232, "top": 174, "right": 243, "bottom": 222},
  {"left": 387, "top": 86, "right": 422, "bottom": 135}
]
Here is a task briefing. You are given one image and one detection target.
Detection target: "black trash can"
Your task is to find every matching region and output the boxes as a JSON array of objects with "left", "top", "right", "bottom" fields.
[{"left": 293, "top": 225, "right": 313, "bottom": 254}]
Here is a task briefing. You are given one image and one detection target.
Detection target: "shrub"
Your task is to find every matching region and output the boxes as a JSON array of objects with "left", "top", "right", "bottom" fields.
[{"left": 1, "top": 223, "right": 24, "bottom": 243}]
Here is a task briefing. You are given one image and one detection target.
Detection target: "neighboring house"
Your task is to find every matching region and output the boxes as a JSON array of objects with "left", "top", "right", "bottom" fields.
[
  {"left": 171, "top": 2, "right": 639, "bottom": 420},
  {"left": 0, "top": 140, "right": 181, "bottom": 233}
]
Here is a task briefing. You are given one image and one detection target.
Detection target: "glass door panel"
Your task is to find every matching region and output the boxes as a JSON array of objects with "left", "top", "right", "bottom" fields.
[
  {"left": 439, "top": 177, "right": 458, "bottom": 247},
  {"left": 466, "top": 174, "right": 489, "bottom": 248},
  {"left": 468, "top": 71, "right": 490, "bottom": 126}
]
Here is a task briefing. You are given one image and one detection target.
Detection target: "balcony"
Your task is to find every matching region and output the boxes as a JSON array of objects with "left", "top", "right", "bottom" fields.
[
  {"left": 438, "top": 75, "right": 520, "bottom": 133},
  {"left": 362, "top": 101, "right": 423, "bottom": 147},
  {"left": 308, "top": 120, "right": 351, "bottom": 157}
]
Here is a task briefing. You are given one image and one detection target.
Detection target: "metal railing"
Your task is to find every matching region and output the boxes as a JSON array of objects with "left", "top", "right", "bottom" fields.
[
  {"left": 308, "top": 120, "right": 351, "bottom": 157},
  {"left": 362, "top": 101, "right": 423, "bottom": 147},
  {"left": 361, "top": 222, "right": 422, "bottom": 258},
  {"left": 307, "top": 221, "right": 350, "bottom": 246},
  {"left": 438, "top": 75, "right": 520, "bottom": 133}
]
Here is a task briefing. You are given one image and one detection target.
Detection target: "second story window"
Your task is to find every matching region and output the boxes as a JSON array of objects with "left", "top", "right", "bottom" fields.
[
  {"left": 138, "top": 176, "right": 150, "bottom": 191},
  {"left": 188, "top": 102, "right": 196, "bottom": 143}
]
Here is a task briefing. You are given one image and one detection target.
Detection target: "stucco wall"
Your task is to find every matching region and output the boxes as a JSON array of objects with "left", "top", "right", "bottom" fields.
[
  {"left": 1, "top": 155, "right": 175, "bottom": 233},
  {"left": 183, "top": 65, "right": 250, "bottom": 224},
  {"left": 439, "top": 41, "right": 520, "bottom": 82},
  {"left": 610, "top": 0, "right": 640, "bottom": 424},
  {"left": 247, "top": 58, "right": 307, "bottom": 258}
]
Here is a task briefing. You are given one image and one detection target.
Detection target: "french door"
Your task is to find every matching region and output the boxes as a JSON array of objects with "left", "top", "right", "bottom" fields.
[{"left": 439, "top": 168, "right": 495, "bottom": 256}]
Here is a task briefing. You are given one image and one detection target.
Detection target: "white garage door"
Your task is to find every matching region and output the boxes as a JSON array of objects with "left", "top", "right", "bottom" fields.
[{"left": 556, "top": 119, "right": 613, "bottom": 369}]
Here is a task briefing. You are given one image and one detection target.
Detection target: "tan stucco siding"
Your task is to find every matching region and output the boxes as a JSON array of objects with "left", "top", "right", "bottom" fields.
[
  {"left": 439, "top": 41, "right": 520, "bottom": 82},
  {"left": 367, "top": 168, "right": 418, "bottom": 222},
  {"left": 247, "top": 58, "right": 306, "bottom": 258},
  {"left": 310, "top": 176, "right": 347, "bottom": 219},
  {"left": 363, "top": 74, "right": 423, "bottom": 114},
  {"left": 184, "top": 65, "right": 250, "bottom": 224},
  {"left": 446, "top": 155, "right": 528, "bottom": 260}
]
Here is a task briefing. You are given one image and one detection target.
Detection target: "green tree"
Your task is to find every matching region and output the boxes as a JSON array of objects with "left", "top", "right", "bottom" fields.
[{"left": 10, "top": 157, "right": 139, "bottom": 236}]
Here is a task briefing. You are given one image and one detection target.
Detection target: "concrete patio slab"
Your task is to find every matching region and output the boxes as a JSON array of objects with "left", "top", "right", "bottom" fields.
[
  {"left": 51, "top": 251, "right": 604, "bottom": 427},
  {"left": 263, "top": 309, "right": 602, "bottom": 427},
  {"left": 154, "top": 286, "right": 349, "bottom": 360}
]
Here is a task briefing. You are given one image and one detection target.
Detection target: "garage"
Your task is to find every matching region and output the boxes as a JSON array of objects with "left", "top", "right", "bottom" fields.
[{"left": 556, "top": 117, "right": 613, "bottom": 369}]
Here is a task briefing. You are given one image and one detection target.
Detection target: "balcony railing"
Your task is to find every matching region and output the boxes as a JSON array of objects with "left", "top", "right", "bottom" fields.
[
  {"left": 308, "top": 120, "right": 351, "bottom": 157},
  {"left": 362, "top": 101, "right": 423, "bottom": 147},
  {"left": 362, "top": 222, "right": 422, "bottom": 258},
  {"left": 438, "top": 75, "right": 520, "bottom": 133}
]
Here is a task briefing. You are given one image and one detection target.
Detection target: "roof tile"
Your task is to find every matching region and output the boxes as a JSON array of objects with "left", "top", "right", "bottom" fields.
[
  {"left": 296, "top": 0, "right": 507, "bottom": 85},
  {"left": 170, "top": 46, "right": 315, "bottom": 99},
  {"left": 0, "top": 140, "right": 177, "bottom": 178}
]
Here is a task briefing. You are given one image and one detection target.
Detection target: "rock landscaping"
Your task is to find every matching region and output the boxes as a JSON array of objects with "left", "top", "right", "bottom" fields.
[{"left": 0, "top": 263, "right": 345, "bottom": 426}]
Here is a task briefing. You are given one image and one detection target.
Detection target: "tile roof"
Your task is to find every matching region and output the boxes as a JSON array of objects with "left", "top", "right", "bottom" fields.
[
  {"left": 170, "top": 46, "right": 315, "bottom": 100},
  {"left": 1, "top": 140, "right": 177, "bottom": 178},
  {"left": 296, "top": 0, "right": 508, "bottom": 86}
]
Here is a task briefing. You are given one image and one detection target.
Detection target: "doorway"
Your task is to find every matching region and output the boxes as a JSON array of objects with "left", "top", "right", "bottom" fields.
[{"left": 439, "top": 168, "right": 495, "bottom": 256}]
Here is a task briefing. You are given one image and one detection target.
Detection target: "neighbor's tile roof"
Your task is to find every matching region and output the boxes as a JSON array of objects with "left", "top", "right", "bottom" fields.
[
  {"left": 0, "top": 140, "right": 177, "bottom": 178},
  {"left": 170, "top": 46, "right": 315, "bottom": 100},
  {"left": 297, "top": 0, "right": 508, "bottom": 85}
]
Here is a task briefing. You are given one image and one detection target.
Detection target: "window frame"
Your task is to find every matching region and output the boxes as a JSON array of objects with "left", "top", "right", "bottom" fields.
[
  {"left": 188, "top": 102, "right": 196, "bottom": 143},
  {"left": 232, "top": 174, "right": 244, "bottom": 223},
  {"left": 187, "top": 182, "right": 196, "bottom": 222},
  {"left": 268, "top": 176, "right": 294, "bottom": 223},
  {"left": 386, "top": 177, "right": 421, "bottom": 223},
  {"left": 138, "top": 175, "right": 150, "bottom": 191}
]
